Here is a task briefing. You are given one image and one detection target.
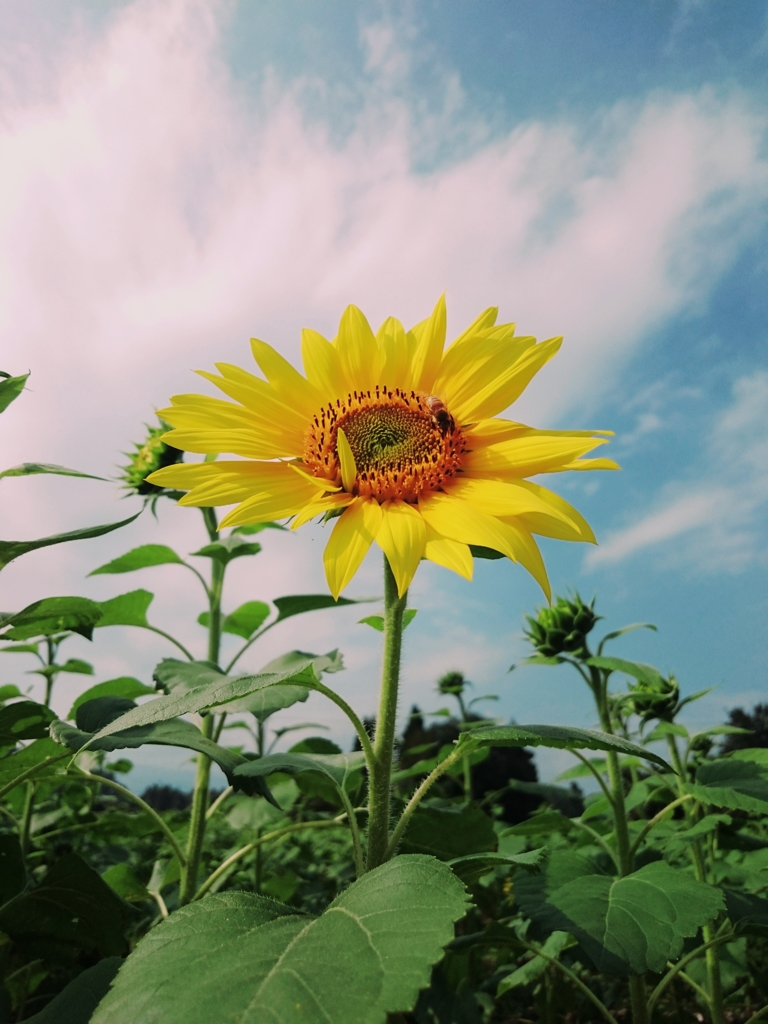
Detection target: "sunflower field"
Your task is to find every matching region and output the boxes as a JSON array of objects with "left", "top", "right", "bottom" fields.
[{"left": 2, "top": 305, "right": 767, "bottom": 1024}]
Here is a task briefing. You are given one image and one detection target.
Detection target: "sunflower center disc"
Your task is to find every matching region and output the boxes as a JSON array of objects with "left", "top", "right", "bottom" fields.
[{"left": 304, "top": 387, "right": 465, "bottom": 502}]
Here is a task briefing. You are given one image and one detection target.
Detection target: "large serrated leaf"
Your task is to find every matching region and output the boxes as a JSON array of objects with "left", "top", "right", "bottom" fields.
[
  {"left": 520, "top": 860, "right": 724, "bottom": 975},
  {"left": 50, "top": 702, "right": 274, "bottom": 801},
  {"left": 464, "top": 724, "right": 672, "bottom": 771},
  {"left": 0, "top": 513, "right": 140, "bottom": 571},
  {"left": 689, "top": 757, "right": 768, "bottom": 814},
  {"left": 234, "top": 750, "right": 365, "bottom": 793},
  {"left": 91, "top": 856, "right": 469, "bottom": 1024},
  {"left": 88, "top": 660, "right": 320, "bottom": 741}
]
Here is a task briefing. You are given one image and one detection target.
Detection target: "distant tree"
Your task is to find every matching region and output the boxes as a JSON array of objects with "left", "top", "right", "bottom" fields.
[{"left": 720, "top": 703, "right": 768, "bottom": 753}]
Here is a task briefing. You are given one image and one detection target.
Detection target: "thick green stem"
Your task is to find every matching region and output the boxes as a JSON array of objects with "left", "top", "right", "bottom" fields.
[
  {"left": 666, "top": 735, "right": 725, "bottom": 1024},
  {"left": 593, "top": 667, "right": 648, "bottom": 1024},
  {"left": 366, "top": 557, "right": 407, "bottom": 871},
  {"left": 179, "top": 507, "right": 225, "bottom": 906}
]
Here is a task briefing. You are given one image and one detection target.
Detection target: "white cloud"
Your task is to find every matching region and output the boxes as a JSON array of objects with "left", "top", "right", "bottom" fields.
[
  {"left": 1, "top": 0, "right": 767, "bottom": 758},
  {"left": 586, "top": 370, "right": 768, "bottom": 571}
]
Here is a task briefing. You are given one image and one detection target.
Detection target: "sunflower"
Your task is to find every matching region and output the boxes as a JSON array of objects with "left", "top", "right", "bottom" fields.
[{"left": 147, "top": 297, "right": 617, "bottom": 599}]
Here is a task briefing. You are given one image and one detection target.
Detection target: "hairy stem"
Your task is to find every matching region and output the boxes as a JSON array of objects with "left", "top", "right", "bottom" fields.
[
  {"left": 366, "top": 557, "right": 407, "bottom": 871},
  {"left": 179, "top": 506, "right": 225, "bottom": 906},
  {"left": 386, "top": 746, "right": 465, "bottom": 860}
]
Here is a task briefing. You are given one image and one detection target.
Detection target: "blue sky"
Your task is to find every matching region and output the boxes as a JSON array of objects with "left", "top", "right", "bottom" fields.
[{"left": 1, "top": 0, "right": 766, "bottom": 789}]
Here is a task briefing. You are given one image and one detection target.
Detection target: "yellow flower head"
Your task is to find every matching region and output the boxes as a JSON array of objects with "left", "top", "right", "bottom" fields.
[{"left": 147, "top": 298, "right": 618, "bottom": 600}]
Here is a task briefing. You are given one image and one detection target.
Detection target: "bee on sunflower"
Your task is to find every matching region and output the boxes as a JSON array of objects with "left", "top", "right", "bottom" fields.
[{"left": 147, "top": 296, "right": 617, "bottom": 600}]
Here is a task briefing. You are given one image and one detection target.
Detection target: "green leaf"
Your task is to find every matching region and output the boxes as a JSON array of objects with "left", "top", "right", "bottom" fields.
[
  {"left": 0, "top": 700, "right": 56, "bottom": 743},
  {"left": 463, "top": 724, "right": 673, "bottom": 771},
  {"left": 89, "top": 544, "right": 185, "bottom": 575},
  {"left": 0, "top": 512, "right": 141, "bottom": 571},
  {"left": 0, "top": 684, "right": 22, "bottom": 703},
  {"left": 449, "top": 848, "right": 544, "bottom": 886},
  {"left": 501, "top": 810, "right": 574, "bottom": 838},
  {"left": 234, "top": 750, "right": 366, "bottom": 796},
  {"left": 191, "top": 535, "right": 262, "bottom": 565},
  {"left": 96, "top": 589, "right": 153, "bottom": 628},
  {"left": 359, "top": 609, "right": 418, "bottom": 632},
  {"left": 0, "top": 643, "right": 39, "bottom": 654},
  {"left": 0, "top": 852, "right": 132, "bottom": 958},
  {"left": 68, "top": 677, "right": 155, "bottom": 719},
  {"left": 0, "top": 833, "right": 25, "bottom": 904},
  {"left": 400, "top": 804, "right": 497, "bottom": 860},
  {"left": 0, "top": 738, "right": 69, "bottom": 793},
  {"left": 101, "top": 863, "right": 150, "bottom": 902},
  {"left": 0, "top": 372, "right": 29, "bottom": 413},
  {"left": 520, "top": 860, "right": 724, "bottom": 975},
  {"left": 90, "top": 856, "right": 469, "bottom": 1024},
  {"left": 497, "top": 931, "right": 576, "bottom": 995},
  {"left": 50, "top": 704, "right": 274, "bottom": 800},
  {"left": 0, "top": 462, "right": 106, "bottom": 482},
  {"left": 644, "top": 721, "right": 688, "bottom": 742},
  {"left": 585, "top": 656, "right": 664, "bottom": 687},
  {"left": 59, "top": 658, "right": 94, "bottom": 675},
  {"left": 199, "top": 600, "right": 270, "bottom": 639},
  {"left": 469, "top": 545, "right": 505, "bottom": 560},
  {"left": 0, "top": 596, "right": 103, "bottom": 641},
  {"left": 88, "top": 659, "right": 322, "bottom": 741},
  {"left": 596, "top": 622, "right": 656, "bottom": 653},
  {"left": 689, "top": 756, "right": 768, "bottom": 814},
  {"left": 273, "top": 593, "right": 359, "bottom": 622},
  {"left": 24, "top": 958, "right": 123, "bottom": 1024}
]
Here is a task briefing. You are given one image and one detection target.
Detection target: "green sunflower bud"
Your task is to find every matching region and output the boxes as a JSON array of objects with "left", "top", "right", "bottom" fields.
[
  {"left": 524, "top": 593, "right": 600, "bottom": 659},
  {"left": 120, "top": 419, "right": 183, "bottom": 497},
  {"left": 437, "top": 670, "right": 466, "bottom": 697},
  {"left": 629, "top": 673, "right": 680, "bottom": 722}
]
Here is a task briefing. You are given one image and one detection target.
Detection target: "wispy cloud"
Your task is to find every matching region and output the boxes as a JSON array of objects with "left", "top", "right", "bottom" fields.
[{"left": 586, "top": 370, "right": 768, "bottom": 571}]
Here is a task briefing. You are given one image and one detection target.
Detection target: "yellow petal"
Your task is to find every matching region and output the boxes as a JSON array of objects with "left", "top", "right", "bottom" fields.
[
  {"left": 376, "top": 501, "right": 426, "bottom": 597},
  {"left": 554, "top": 457, "right": 621, "bottom": 472},
  {"left": 440, "top": 306, "right": 499, "bottom": 359},
  {"left": 444, "top": 477, "right": 575, "bottom": 526},
  {"left": 408, "top": 294, "right": 447, "bottom": 393},
  {"left": 453, "top": 335, "right": 562, "bottom": 422},
  {"left": 423, "top": 524, "right": 473, "bottom": 581},
  {"left": 288, "top": 462, "right": 341, "bottom": 492},
  {"left": 291, "top": 491, "right": 355, "bottom": 529},
  {"left": 161, "top": 429, "right": 288, "bottom": 460},
  {"left": 503, "top": 480, "right": 596, "bottom": 543},
  {"left": 336, "top": 427, "right": 357, "bottom": 492},
  {"left": 158, "top": 395, "right": 256, "bottom": 431},
  {"left": 376, "top": 317, "right": 412, "bottom": 391},
  {"left": 323, "top": 498, "right": 383, "bottom": 599},
  {"left": 418, "top": 491, "right": 521, "bottom": 561},
  {"left": 301, "top": 328, "right": 346, "bottom": 398},
  {"left": 436, "top": 327, "right": 534, "bottom": 412},
  {"left": 336, "top": 305, "right": 380, "bottom": 392},
  {"left": 216, "top": 466, "right": 319, "bottom": 527},
  {"left": 198, "top": 367, "right": 306, "bottom": 452},
  {"left": 500, "top": 523, "right": 551, "bottom": 601},
  {"left": 148, "top": 461, "right": 305, "bottom": 510},
  {"left": 465, "top": 419, "right": 614, "bottom": 448},
  {"left": 250, "top": 338, "right": 321, "bottom": 419},
  {"left": 463, "top": 434, "right": 608, "bottom": 477}
]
